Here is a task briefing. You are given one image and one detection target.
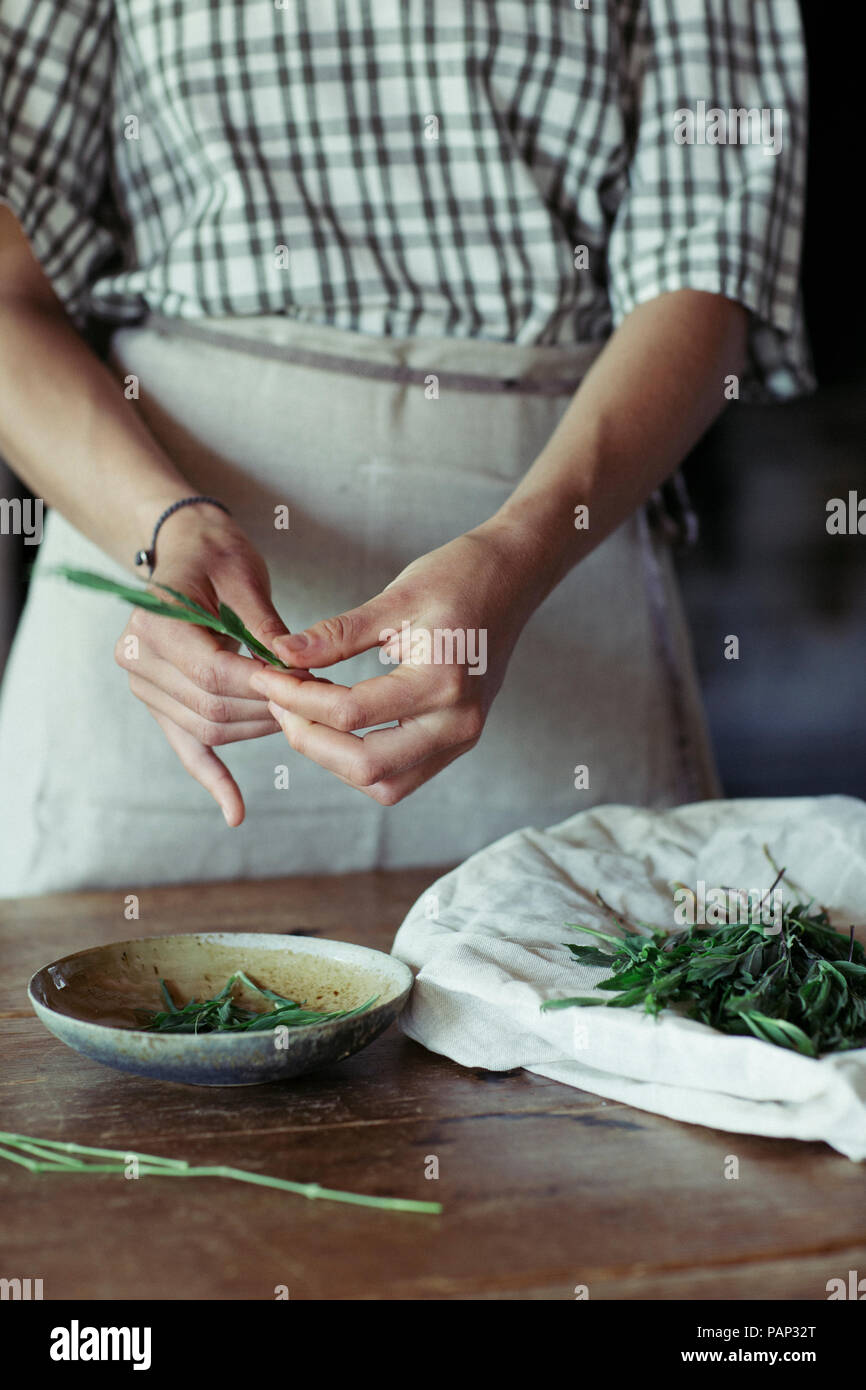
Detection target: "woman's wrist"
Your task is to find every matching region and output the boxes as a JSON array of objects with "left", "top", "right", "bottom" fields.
[
  {"left": 471, "top": 487, "right": 592, "bottom": 609},
  {"left": 127, "top": 484, "right": 200, "bottom": 563},
  {"left": 144, "top": 497, "right": 241, "bottom": 572}
]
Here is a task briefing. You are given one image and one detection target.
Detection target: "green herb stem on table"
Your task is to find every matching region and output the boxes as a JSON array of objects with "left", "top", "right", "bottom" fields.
[{"left": 0, "top": 1133, "right": 441, "bottom": 1214}]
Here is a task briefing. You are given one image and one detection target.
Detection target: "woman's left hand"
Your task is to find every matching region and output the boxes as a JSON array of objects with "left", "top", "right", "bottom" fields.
[{"left": 249, "top": 524, "right": 550, "bottom": 804}]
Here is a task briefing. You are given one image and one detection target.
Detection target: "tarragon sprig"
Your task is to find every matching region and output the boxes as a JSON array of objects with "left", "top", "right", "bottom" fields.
[
  {"left": 542, "top": 857, "right": 866, "bottom": 1058},
  {"left": 50, "top": 566, "right": 289, "bottom": 668},
  {"left": 139, "top": 970, "right": 379, "bottom": 1034},
  {"left": 0, "top": 1132, "right": 441, "bottom": 1214}
]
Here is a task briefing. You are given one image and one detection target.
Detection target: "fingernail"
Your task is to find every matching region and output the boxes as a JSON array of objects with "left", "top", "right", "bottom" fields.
[
  {"left": 249, "top": 674, "right": 267, "bottom": 694},
  {"left": 267, "top": 701, "right": 283, "bottom": 721},
  {"left": 222, "top": 805, "right": 233, "bottom": 826},
  {"left": 280, "top": 632, "right": 310, "bottom": 652}
]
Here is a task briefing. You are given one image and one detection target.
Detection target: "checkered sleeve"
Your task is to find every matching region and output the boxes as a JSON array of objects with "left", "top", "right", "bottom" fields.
[
  {"left": 608, "top": 0, "right": 814, "bottom": 401},
  {"left": 0, "top": 0, "right": 121, "bottom": 324}
]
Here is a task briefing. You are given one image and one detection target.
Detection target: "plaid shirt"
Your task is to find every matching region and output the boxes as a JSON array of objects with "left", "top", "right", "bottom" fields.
[{"left": 1, "top": 0, "right": 812, "bottom": 399}]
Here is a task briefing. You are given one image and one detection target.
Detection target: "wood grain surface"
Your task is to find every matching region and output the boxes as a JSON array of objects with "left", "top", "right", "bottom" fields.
[{"left": 1, "top": 872, "right": 863, "bottom": 1300}]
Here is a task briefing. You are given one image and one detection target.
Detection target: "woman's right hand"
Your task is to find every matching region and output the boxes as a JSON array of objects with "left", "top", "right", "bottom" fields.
[{"left": 113, "top": 504, "right": 292, "bottom": 826}]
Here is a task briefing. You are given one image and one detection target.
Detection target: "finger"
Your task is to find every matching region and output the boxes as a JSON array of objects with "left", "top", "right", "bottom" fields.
[
  {"left": 149, "top": 710, "right": 246, "bottom": 826},
  {"left": 271, "top": 593, "right": 396, "bottom": 669},
  {"left": 131, "top": 672, "right": 280, "bottom": 746},
  {"left": 121, "top": 612, "right": 273, "bottom": 699},
  {"left": 267, "top": 703, "right": 449, "bottom": 786},
  {"left": 330, "top": 744, "right": 471, "bottom": 805},
  {"left": 215, "top": 567, "right": 293, "bottom": 656},
  {"left": 121, "top": 647, "right": 277, "bottom": 724},
  {"left": 249, "top": 664, "right": 434, "bottom": 731},
  {"left": 250, "top": 661, "right": 324, "bottom": 687}
]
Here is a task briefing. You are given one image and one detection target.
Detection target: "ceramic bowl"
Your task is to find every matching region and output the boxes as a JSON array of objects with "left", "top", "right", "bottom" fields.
[{"left": 28, "top": 932, "right": 413, "bottom": 1086}]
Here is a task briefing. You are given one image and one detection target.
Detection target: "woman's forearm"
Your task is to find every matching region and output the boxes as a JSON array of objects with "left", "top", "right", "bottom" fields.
[
  {"left": 0, "top": 216, "right": 193, "bottom": 570},
  {"left": 476, "top": 288, "right": 749, "bottom": 601}
]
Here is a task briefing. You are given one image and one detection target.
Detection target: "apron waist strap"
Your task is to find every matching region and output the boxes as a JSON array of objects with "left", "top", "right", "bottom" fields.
[
  {"left": 120, "top": 310, "right": 696, "bottom": 544},
  {"left": 133, "top": 310, "right": 605, "bottom": 396}
]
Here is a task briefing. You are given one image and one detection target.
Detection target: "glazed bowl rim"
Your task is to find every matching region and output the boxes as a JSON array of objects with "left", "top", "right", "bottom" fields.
[{"left": 27, "top": 929, "right": 414, "bottom": 1049}]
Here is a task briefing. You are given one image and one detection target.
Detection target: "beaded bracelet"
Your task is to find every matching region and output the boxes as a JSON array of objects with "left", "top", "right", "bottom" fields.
[{"left": 134, "top": 496, "right": 231, "bottom": 574}]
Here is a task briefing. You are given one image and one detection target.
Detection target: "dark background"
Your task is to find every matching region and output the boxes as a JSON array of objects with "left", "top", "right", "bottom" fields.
[
  {"left": 675, "top": 10, "right": 865, "bottom": 796},
  {"left": 1, "top": 8, "right": 863, "bottom": 797}
]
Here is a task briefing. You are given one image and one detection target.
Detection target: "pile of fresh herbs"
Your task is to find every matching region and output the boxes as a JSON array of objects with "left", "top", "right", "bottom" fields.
[
  {"left": 542, "top": 855, "right": 866, "bottom": 1057},
  {"left": 139, "top": 970, "right": 377, "bottom": 1034},
  {"left": 51, "top": 567, "right": 289, "bottom": 668}
]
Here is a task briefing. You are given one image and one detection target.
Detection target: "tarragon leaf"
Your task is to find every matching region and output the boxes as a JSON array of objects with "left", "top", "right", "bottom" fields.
[
  {"left": 546, "top": 874, "right": 866, "bottom": 1057},
  {"left": 50, "top": 567, "right": 289, "bottom": 668}
]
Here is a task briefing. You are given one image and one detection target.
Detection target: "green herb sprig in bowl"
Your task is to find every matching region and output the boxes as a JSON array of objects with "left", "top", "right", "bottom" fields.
[
  {"left": 139, "top": 970, "right": 378, "bottom": 1034},
  {"left": 542, "top": 854, "right": 866, "bottom": 1057}
]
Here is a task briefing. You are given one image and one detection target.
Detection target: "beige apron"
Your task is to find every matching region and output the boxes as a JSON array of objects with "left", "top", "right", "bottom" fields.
[{"left": 0, "top": 313, "right": 719, "bottom": 895}]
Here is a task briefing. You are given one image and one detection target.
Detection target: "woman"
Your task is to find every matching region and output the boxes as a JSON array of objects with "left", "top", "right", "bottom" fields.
[{"left": 0, "top": 1, "right": 812, "bottom": 895}]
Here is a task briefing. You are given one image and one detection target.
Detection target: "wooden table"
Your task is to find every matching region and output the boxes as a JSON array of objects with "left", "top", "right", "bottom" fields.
[{"left": 1, "top": 871, "right": 863, "bottom": 1301}]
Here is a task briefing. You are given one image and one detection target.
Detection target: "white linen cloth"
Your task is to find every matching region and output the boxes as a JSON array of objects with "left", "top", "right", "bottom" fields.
[{"left": 392, "top": 796, "right": 866, "bottom": 1161}]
